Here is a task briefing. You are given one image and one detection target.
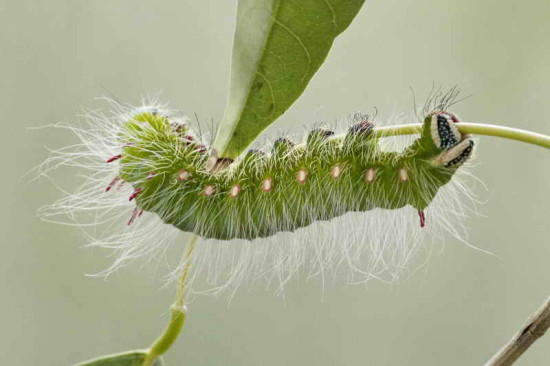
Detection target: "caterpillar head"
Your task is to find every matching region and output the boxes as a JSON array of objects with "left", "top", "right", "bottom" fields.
[{"left": 425, "top": 111, "right": 475, "bottom": 169}]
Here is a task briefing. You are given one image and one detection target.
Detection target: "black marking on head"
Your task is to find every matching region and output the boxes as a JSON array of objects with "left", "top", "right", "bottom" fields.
[
  {"left": 435, "top": 114, "right": 460, "bottom": 149},
  {"left": 445, "top": 140, "right": 474, "bottom": 168}
]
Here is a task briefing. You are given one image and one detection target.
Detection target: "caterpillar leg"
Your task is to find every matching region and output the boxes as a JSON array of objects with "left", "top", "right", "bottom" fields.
[{"left": 418, "top": 210, "right": 426, "bottom": 228}]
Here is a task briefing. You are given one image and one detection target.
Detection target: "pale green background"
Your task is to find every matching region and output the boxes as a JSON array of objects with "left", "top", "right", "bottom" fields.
[{"left": 1, "top": 0, "right": 549, "bottom": 365}]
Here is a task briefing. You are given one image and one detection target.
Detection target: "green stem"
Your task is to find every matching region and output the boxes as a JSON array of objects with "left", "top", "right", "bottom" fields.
[
  {"left": 370, "top": 122, "right": 550, "bottom": 149},
  {"left": 141, "top": 308, "right": 186, "bottom": 366},
  {"left": 294, "top": 122, "right": 550, "bottom": 150},
  {"left": 212, "top": 122, "right": 549, "bottom": 171},
  {"left": 459, "top": 123, "right": 550, "bottom": 148},
  {"left": 141, "top": 235, "right": 198, "bottom": 366}
]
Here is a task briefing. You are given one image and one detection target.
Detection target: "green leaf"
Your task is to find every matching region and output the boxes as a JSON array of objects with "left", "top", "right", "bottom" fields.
[
  {"left": 213, "top": 0, "right": 365, "bottom": 160},
  {"left": 74, "top": 351, "right": 163, "bottom": 366}
]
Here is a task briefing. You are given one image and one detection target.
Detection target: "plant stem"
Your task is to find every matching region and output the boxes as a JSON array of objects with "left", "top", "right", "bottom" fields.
[
  {"left": 141, "top": 308, "right": 185, "bottom": 366},
  {"left": 141, "top": 235, "right": 199, "bottom": 366},
  {"left": 327, "top": 122, "right": 550, "bottom": 149},
  {"left": 175, "top": 235, "right": 198, "bottom": 309},
  {"left": 210, "top": 122, "right": 549, "bottom": 170},
  {"left": 485, "top": 296, "right": 550, "bottom": 366}
]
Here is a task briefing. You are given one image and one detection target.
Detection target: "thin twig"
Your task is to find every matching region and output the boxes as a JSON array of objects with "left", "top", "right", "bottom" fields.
[
  {"left": 209, "top": 122, "right": 550, "bottom": 169},
  {"left": 141, "top": 235, "right": 199, "bottom": 366},
  {"left": 485, "top": 296, "right": 550, "bottom": 366},
  {"left": 291, "top": 122, "right": 550, "bottom": 151}
]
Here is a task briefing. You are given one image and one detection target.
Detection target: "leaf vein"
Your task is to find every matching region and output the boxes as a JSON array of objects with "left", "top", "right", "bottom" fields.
[
  {"left": 324, "top": 0, "right": 338, "bottom": 31},
  {"left": 255, "top": 71, "right": 276, "bottom": 117},
  {"left": 272, "top": 17, "right": 311, "bottom": 83}
]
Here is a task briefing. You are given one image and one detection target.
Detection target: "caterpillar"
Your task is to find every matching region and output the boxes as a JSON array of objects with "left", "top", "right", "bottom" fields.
[
  {"left": 38, "top": 91, "right": 480, "bottom": 293},
  {"left": 109, "top": 107, "right": 474, "bottom": 241}
]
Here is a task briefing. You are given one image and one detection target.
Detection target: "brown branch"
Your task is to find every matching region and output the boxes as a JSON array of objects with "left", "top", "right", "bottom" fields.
[{"left": 485, "top": 296, "right": 550, "bottom": 366}]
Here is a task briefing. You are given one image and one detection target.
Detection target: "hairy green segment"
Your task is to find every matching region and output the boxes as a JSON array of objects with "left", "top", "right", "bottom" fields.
[{"left": 114, "top": 111, "right": 474, "bottom": 240}]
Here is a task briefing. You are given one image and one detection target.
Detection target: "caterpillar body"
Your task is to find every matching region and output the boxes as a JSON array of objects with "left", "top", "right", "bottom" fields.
[{"left": 113, "top": 109, "right": 474, "bottom": 241}]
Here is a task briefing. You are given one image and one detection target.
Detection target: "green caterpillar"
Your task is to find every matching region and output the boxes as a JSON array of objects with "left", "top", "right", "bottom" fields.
[{"left": 108, "top": 108, "right": 474, "bottom": 241}]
